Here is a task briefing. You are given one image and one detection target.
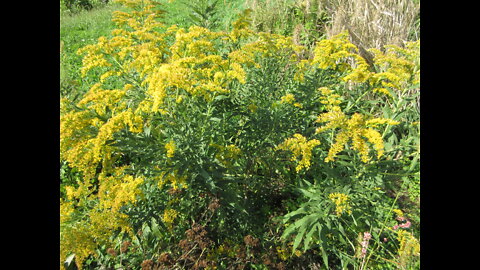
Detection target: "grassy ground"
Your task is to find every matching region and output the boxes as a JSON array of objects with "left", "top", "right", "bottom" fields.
[
  {"left": 60, "top": 1, "right": 245, "bottom": 100},
  {"left": 60, "top": 2, "right": 126, "bottom": 100}
]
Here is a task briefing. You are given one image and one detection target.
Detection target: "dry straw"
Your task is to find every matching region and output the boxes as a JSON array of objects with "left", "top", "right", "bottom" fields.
[{"left": 324, "top": 0, "right": 419, "bottom": 61}]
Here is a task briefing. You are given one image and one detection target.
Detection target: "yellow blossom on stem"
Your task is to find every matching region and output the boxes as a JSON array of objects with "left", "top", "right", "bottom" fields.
[
  {"left": 315, "top": 88, "right": 398, "bottom": 162},
  {"left": 396, "top": 230, "right": 420, "bottom": 266},
  {"left": 211, "top": 143, "right": 242, "bottom": 168},
  {"left": 280, "top": 93, "right": 296, "bottom": 104},
  {"left": 328, "top": 192, "right": 352, "bottom": 217},
  {"left": 156, "top": 170, "right": 188, "bottom": 190},
  {"left": 165, "top": 140, "right": 176, "bottom": 158},
  {"left": 162, "top": 208, "right": 179, "bottom": 230},
  {"left": 276, "top": 134, "right": 320, "bottom": 172}
]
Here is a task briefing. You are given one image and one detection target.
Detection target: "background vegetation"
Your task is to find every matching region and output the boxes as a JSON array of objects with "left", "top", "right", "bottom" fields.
[{"left": 60, "top": 0, "right": 420, "bottom": 269}]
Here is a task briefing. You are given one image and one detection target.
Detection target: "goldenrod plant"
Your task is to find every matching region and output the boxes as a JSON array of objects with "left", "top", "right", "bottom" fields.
[{"left": 60, "top": 0, "right": 420, "bottom": 268}]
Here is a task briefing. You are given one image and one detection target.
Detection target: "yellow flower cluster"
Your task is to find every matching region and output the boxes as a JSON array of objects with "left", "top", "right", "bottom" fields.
[
  {"left": 280, "top": 93, "right": 302, "bottom": 108},
  {"left": 368, "top": 41, "right": 420, "bottom": 94},
  {"left": 97, "top": 169, "right": 144, "bottom": 211},
  {"left": 316, "top": 111, "right": 393, "bottom": 163},
  {"left": 165, "top": 140, "right": 176, "bottom": 158},
  {"left": 296, "top": 31, "right": 419, "bottom": 96},
  {"left": 211, "top": 143, "right": 242, "bottom": 168},
  {"left": 156, "top": 170, "right": 188, "bottom": 190},
  {"left": 60, "top": 199, "right": 74, "bottom": 224},
  {"left": 393, "top": 209, "right": 404, "bottom": 218},
  {"left": 60, "top": 204, "right": 132, "bottom": 270},
  {"left": 280, "top": 93, "right": 295, "bottom": 104},
  {"left": 315, "top": 87, "right": 399, "bottom": 163},
  {"left": 60, "top": 220, "right": 97, "bottom": 270},
  {"left": 61, "top": 84, "right": 143, "bottom": 181},
  {"left": 318, "top": 87, "right": 342, "bottom": 111},
  {"left": 312, "top": 31, "right": 358, "bottom": 71},
  {"left": 328, "top": 192, "right": 352, "bottom": 217},
  {"left": 309, "top": 31, "right": 370, "bottom": 84},
  {"left": 276, "top": 134, "right": 320, "bottom": 172},
  {"left": 162, "top": 208, "right": 179, "bottom": 229},
  {"left": 396, "top": 230, "right": 420, "bottom": 265}
]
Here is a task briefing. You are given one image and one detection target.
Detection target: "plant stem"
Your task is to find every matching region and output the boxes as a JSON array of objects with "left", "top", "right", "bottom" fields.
[{"left": 363, "top": 179, "right": 407, "bottom": 268}]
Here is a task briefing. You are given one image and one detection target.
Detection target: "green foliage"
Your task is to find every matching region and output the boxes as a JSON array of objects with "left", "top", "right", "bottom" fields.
[
  {"left": 60, "top": 2, "right": 126, "bottom": 101},
  {"left": 245, "top": 0, "right": 330, "bottom": 48},
  {"left": 183, "top": 0, "right": 221, "bottom": 29}
]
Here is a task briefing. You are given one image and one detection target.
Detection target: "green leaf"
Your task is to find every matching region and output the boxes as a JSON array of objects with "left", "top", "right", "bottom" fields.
[
  {"left": 214, "top": 94, "right": 228, "bottom": 101},
  {"left": 292, "top": 222, "right": 308, "bottom": 253},
  {"left": 303, "top": 223, "right": 321, "bottom": 252},
  {"left": 283, "top": 207, "right": 307, "bottom": 220},
  {"left": 320, "top": 246, "right": 329, "bottom": 269},
  {"left": 151, "top": 217, "right": 163, "bottom": 238},
  {"left": 199, "top": 168, "right": 216, "bottom": 191},
  {"left": 298, "top": 188, "right": 317, "bottom": 199}
]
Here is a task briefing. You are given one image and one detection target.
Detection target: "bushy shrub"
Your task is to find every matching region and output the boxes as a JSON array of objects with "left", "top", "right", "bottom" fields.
[{"left": 60, "top": 0, "right": 420, "bottom": 268}]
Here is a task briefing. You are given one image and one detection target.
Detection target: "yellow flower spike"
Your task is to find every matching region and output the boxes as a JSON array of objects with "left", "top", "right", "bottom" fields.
[
  {"left": 368, "top": 41, "right": 419, "bottom": 94},
  {"left": 162, "top": 208, "right": 179, "bottom": 230},
  {"left": 396, "top": 230, "right": 420, "bottom": 265},
  {"left": 65, "top": 186, "right": 75, "bottom": 201},
  {"left": 318, "top": 87, "right": 342, "bottom": 111},
  {"left": 60, "top": 199, "right": 75, "bottom": 223},
  {"left": 328, "top": 192, "right": 352, "bottom": 217},
  {"left": 315, "top": 89, "right": 397, "bottom": 163},
  {"left": 165, "top": 140, "right": 176, "bottom": 158},
  {"left": 312, "top": 31, "right": 358, "bottom": 71},
  {"left": 280, "top": 93, "right": 296, "bottom": 104},
  {"left": 276, "top": 134, "right": 320, "bottom": 172}
]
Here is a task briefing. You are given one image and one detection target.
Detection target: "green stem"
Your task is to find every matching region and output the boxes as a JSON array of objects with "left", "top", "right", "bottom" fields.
[
  {"left": 363, "top": 179, "right": 407, "bottom": 268},
  {"left": 346, "top": 89, "right": 371, "bottom": 112}
]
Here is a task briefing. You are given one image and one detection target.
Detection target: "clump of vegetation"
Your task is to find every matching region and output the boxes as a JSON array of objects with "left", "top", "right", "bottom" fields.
[{"left": 60, "top": 0, "right": 420, "bottom": 269}]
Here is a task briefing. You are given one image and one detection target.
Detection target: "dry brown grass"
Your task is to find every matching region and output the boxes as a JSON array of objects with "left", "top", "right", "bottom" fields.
[{"left": 323, "top": 0, "right": 419, "bottom": 58}]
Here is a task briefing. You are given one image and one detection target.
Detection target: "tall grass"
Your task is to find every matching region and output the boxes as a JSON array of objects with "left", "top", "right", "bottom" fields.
[
  {"left": 324, "top": 0, "right": 419, "bottom": 61},
  {"left": 60, "top": 2, "right": 125, "bottom": 99},
  {"left": 244, "top": 0, "right": 420, "bottom": 61}
]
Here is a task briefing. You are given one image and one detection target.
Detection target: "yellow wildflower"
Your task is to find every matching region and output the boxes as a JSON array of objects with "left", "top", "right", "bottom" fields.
[
  {"left": 65, "top": 186, "right": 75, "bottom": 201},
  {"left": 165, "top": 140, "right": 176, "bottom": 158},
  {"left": 312, "top": 31, "right": 358, "bottom": 71},
  {"left": 60, "top": 199, "right": 74, "bottom": 223},
  {"left": 162, "top": 208, "right": 179, "bottom": 230},
  {"left": 328, "top": 192, "right": 352, "bottom": 217},
  {"left": 393, "top": 209, "right": 404, "bottom": 219},
  {"left": 316, "top": 95, "right": 398, "bottom": 162},
  {"left": 280, "top": 93, "right": 296, "bottom": 104},
  {"left": 156, "top": 170, "right": 188, "bottom": 190},
  {"left": 211, "top": 143, "right": 242, "bottom": 168},
  {"left": 318, "top": 87, "right": 342, "bottom": 111},
  {"left": 368, "top": 41, "right": 419, "bottom": 94},
  {"left": 396, "top": 230, "right": 420, "bottom": 266},
  {"left": 276, "top": 134, "right": 320, "bottom": 172}
]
